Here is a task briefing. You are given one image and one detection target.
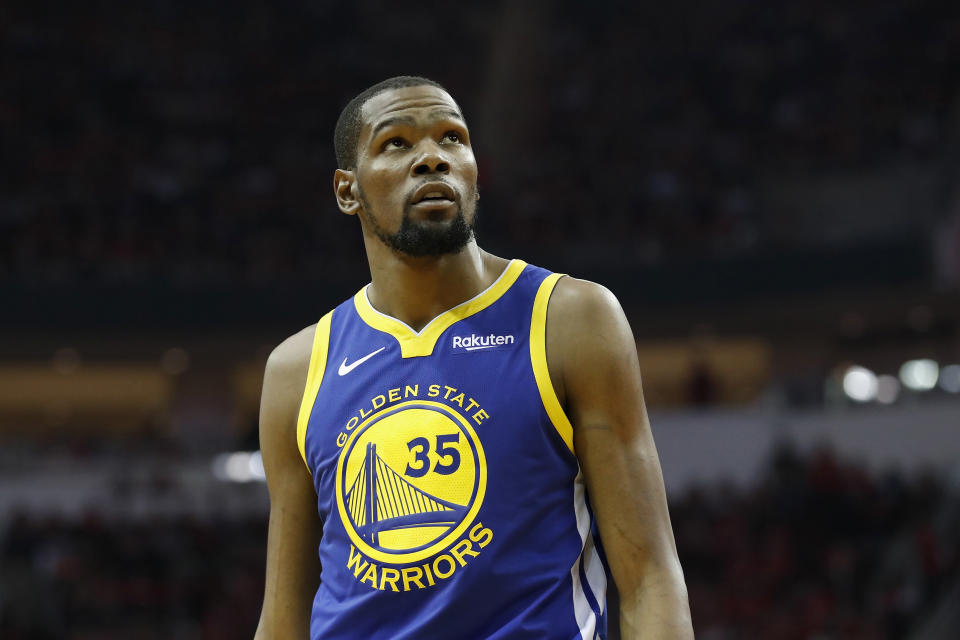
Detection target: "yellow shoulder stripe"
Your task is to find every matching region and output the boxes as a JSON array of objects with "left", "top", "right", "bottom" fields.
[
  {"left": 530, "top": 273, "right": 575, "bottom": 455},
  {"left": 296, "top": 311, "right": 333, "bottom": 470}
]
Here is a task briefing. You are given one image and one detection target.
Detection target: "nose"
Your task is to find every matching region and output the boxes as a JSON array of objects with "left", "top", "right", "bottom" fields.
[{"left": 412, "top": 146, "right": 450, "bottom": 176}]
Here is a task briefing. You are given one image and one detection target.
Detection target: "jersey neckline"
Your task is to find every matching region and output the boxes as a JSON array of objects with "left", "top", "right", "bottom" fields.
[{"left": 352, "top": 259, "right": 527, "bottom": 358}]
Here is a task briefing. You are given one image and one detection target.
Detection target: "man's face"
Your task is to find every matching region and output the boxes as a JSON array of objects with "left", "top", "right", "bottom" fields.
[{"left": 350, "top": 85, "right": 479, "bottom": 257}]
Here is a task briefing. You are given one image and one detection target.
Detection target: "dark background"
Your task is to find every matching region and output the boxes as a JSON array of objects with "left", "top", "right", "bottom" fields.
[{"left": 2, "top": 1, "right": 959, "bottom": 638}]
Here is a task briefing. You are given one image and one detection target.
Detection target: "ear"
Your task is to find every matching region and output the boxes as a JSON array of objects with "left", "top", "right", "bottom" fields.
[{"left": 334, "top": 169, "right": 361, "bottom": 216}]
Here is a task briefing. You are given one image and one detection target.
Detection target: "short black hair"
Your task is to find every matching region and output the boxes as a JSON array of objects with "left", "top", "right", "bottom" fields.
[{"left": 334, "top": 76, "right": 448, "bottom": 170}]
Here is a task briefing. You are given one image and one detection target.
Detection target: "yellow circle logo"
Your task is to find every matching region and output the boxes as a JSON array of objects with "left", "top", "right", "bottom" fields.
[{"left": 335, "top": 400, "right": 487, "bottom": 564}]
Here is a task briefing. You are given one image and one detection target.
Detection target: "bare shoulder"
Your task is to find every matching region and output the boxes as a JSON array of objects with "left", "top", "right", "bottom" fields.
[
  {"left": 547, "top": 276, "right": 634, "bottom": 356},
  {"left": 547, "top": 276, "right": 625, "bottom": 330},
  {"left": 260, "top": 324, "right": 317, "bottom": 443},
  {"left": 266, "top": 324, "right": 316, "bottom": 378},
  {"left": 545, "top": 276, "right": 636, "bottom": 407}
]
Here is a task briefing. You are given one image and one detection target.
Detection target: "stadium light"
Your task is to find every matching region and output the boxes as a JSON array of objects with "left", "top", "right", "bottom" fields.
[
  {"left": 249, "top": 450, "right": 266, "bottom": 481},
  {"left": 899, "top": 359, "right": 939, "bottom": 391},
  {"left": 211, "top": 451, "right": 267, "bottom": 483},
  {"left": 842, "top": 366, "right": 878, "bottom": 402}
]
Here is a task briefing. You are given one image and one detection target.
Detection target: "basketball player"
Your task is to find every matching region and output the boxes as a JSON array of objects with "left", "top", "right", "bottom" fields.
[{"left": 254, "top": 77, "right": 693, "bottom": 639}]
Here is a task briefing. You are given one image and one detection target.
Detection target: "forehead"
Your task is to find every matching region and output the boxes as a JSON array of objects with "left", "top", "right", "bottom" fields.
[{"left": 360, "top": 85, "right": 464, "bottom": 136}]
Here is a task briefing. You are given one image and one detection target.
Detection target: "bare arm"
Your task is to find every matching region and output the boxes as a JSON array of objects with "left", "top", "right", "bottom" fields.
[
  {"left": 254, "top": 326, "right": 323, "bottom": 640},
  {"left": 547, "top": 278, "right": 693, "bottom": 640}
]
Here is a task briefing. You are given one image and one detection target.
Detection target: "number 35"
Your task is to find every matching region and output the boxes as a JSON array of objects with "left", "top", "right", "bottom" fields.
[{"left": 405, "top": 434, "right": 461, "bottom": 477}]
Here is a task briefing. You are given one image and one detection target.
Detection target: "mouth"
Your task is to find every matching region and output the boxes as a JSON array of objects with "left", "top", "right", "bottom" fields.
[{"left": 411, "top": 182, "right": 457, "bottom": 206}]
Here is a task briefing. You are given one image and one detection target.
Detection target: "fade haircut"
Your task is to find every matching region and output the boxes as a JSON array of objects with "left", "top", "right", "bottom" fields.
[{"left": 334, "top": 76, "right": 449, "bottom": 170}]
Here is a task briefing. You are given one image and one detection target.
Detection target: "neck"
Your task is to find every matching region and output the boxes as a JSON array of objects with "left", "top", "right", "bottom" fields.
[{"left": 363, "top": 236, "right": 508, "bottom": 332}]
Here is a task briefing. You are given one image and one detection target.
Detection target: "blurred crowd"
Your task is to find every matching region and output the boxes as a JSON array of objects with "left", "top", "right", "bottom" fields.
[
  {"left": 2, "top": 447, "right": 956, "bottom": 638},
  {"left": 0, "top": 513, "right": 265, "bottom": 640},
  {"left": 679, "top": 446, "right": 959, "bottom": 639},
  {"left": 1, "top": 0, "right": 957, "bottom": 285}
]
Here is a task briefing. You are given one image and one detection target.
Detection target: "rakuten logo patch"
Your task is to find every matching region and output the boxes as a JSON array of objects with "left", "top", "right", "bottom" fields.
[{"left": 451, "top": 333, "right": 516, "bottom": 352}]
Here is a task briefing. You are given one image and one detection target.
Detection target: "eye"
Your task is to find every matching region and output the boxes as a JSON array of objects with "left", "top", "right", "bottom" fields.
[
  {"left": 383, "top": 137, "right": 408, "bottom": 150},
  {"left": 441, "top": 131, "right": 463, "bottom": 144}
]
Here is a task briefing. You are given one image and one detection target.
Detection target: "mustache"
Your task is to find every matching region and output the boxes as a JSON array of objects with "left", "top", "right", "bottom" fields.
[{"left": 407, "top": 180, "right": 462, "bottom": 204}]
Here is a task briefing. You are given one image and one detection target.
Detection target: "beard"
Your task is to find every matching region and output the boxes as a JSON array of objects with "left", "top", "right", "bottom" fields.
[{"left": 358, "top": 187, "right": 477, "bottom": 257}]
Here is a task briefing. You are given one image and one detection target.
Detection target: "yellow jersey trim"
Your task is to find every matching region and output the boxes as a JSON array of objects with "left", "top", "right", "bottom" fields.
[
  {"left": 296, "top": 311, "right": 333, "bottom": 469},
  {"left": 530, "top": 273, "right": 575, "bottom": 455},
  {"left": 352, "top": 259, "right": 527, "bottom": 358}
]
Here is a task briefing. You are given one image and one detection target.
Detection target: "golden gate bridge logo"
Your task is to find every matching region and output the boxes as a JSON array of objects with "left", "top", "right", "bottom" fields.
[
  {"left": 335, "top": 400, "right": 487, "bottom": 565},
  {"left": 345, "top": 442, "right": 467, "bottom": 547}
]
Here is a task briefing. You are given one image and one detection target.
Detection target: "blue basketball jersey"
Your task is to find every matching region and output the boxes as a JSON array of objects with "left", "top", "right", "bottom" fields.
[{"left": 297, "top": 260, "right": 609, "bottom": 639}]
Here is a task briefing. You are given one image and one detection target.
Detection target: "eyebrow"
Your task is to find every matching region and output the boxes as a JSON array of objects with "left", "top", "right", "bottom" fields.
[{"left": 370, "top": 109, "right": 466, "bottom": 140}]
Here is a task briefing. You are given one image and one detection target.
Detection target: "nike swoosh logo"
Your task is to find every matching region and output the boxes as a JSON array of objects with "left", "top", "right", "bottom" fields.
[{"left": 338, "top": 347, "right": 386, "bottom": 376}]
